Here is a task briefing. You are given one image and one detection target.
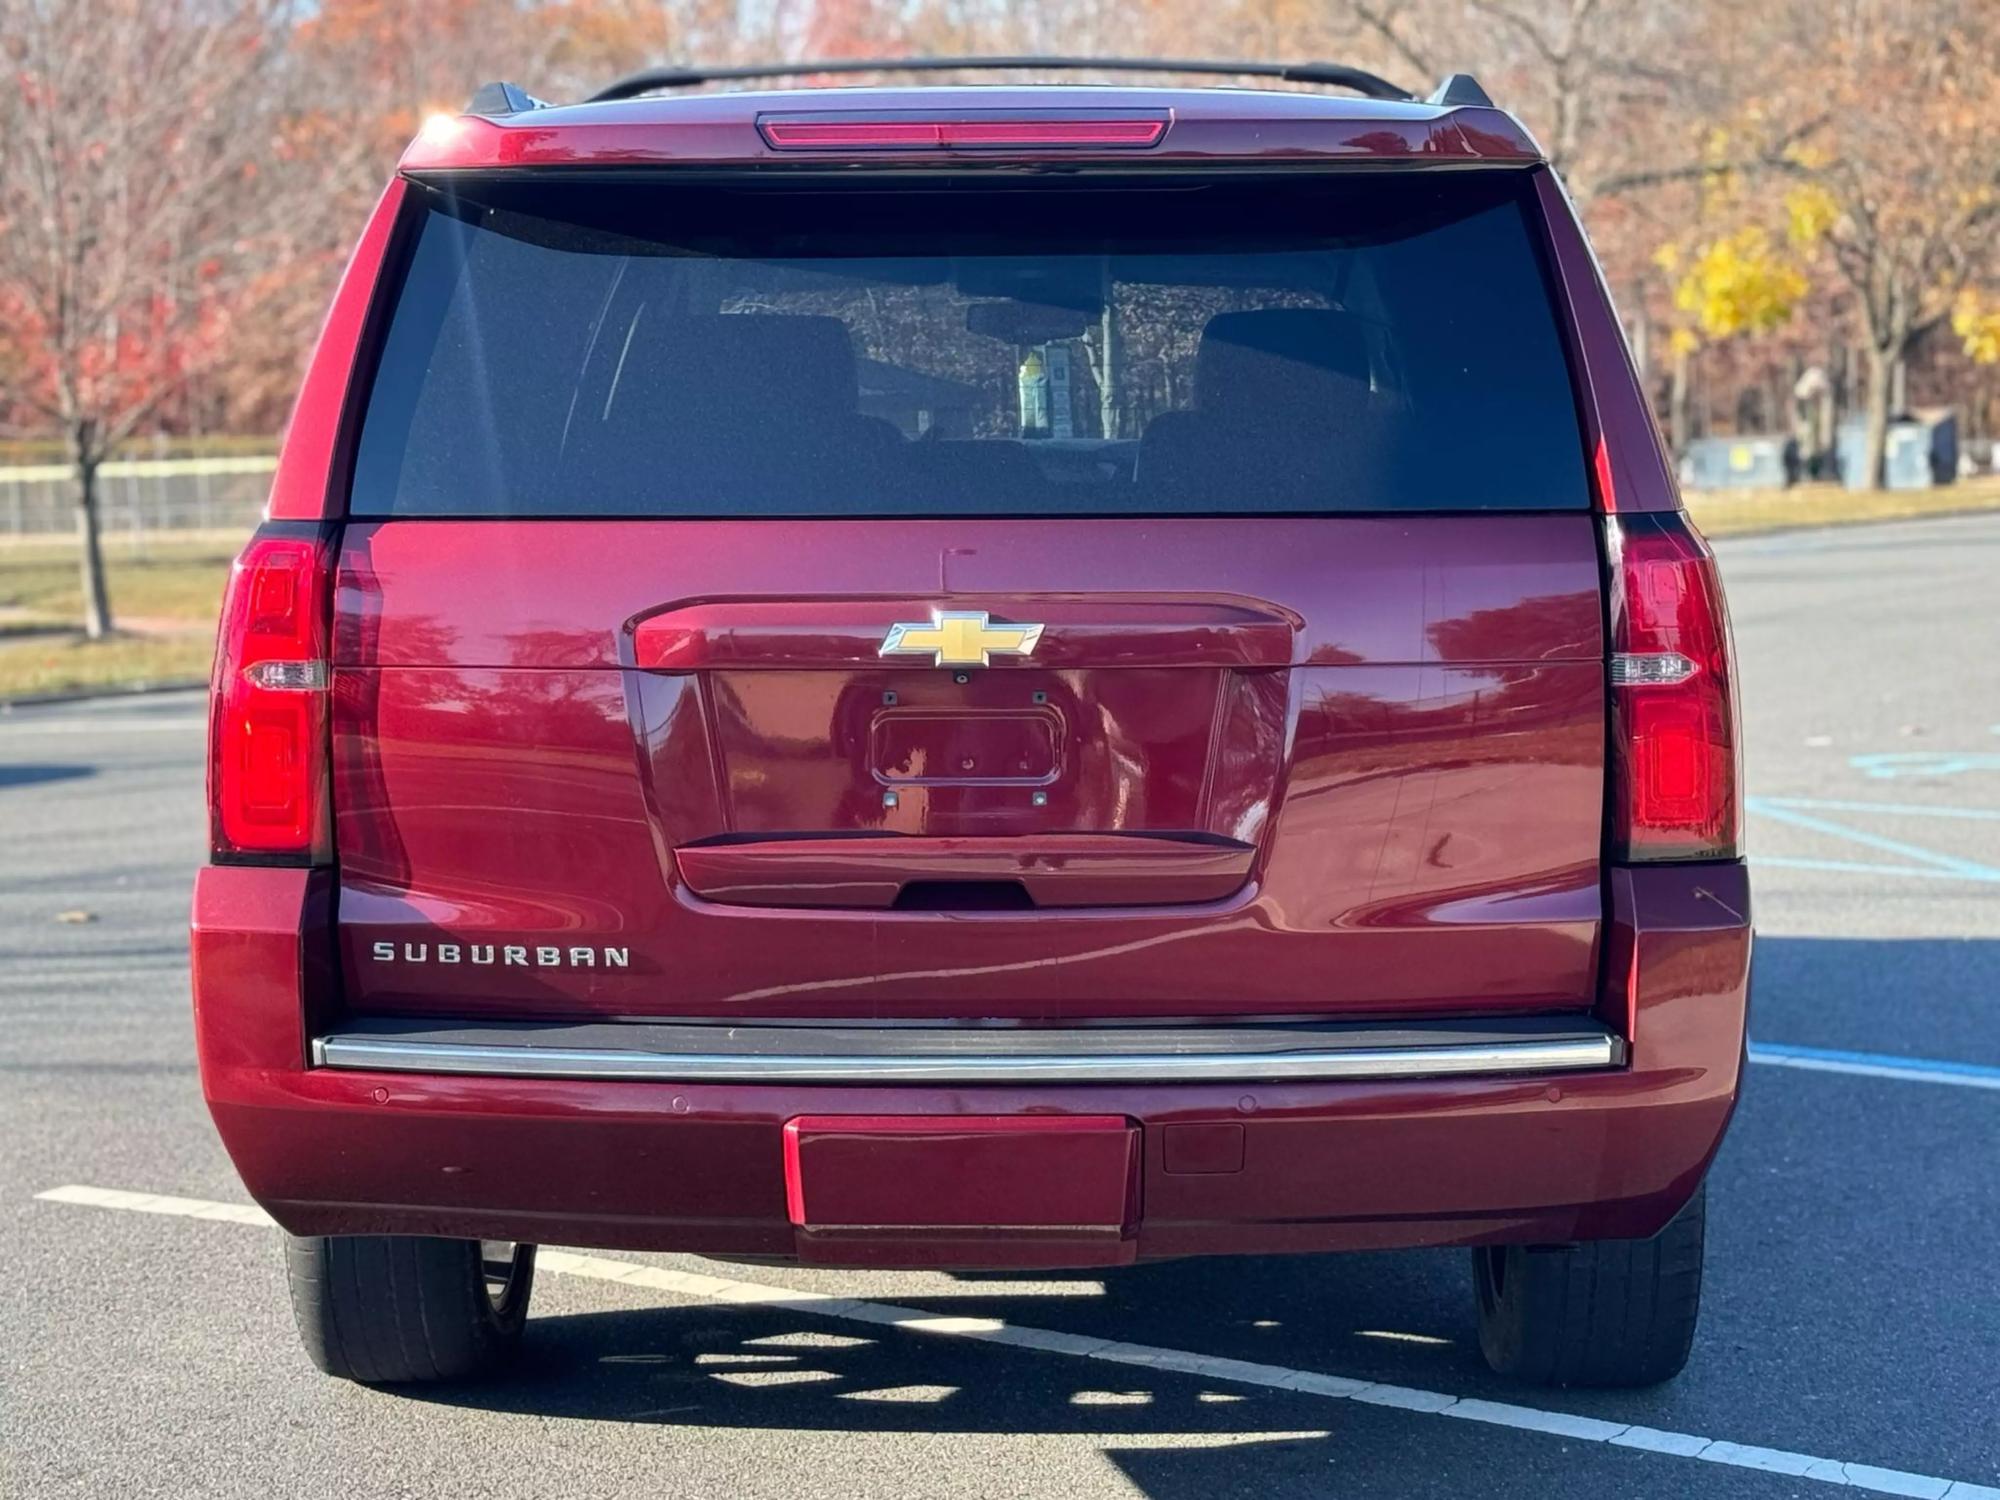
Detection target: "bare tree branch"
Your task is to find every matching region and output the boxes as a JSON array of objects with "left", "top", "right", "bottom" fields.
[{"left": 1346, "top": 3, "right": 1438, "bottom": 80}]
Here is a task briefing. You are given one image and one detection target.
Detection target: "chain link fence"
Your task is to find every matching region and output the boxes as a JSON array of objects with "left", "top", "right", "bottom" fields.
[{"left": 0, "top": 454, "right": 274, "bottom": 546}]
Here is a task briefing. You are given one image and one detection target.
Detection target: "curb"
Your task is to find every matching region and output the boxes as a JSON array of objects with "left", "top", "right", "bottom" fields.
[{"left": 0, "top": 679, "right": 207, "bottom": 712}]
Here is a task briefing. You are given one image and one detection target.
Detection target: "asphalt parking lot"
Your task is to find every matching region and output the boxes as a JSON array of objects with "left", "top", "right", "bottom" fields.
[{"left": 2, "top": 512, "right": 1997, "bottom": 1499}]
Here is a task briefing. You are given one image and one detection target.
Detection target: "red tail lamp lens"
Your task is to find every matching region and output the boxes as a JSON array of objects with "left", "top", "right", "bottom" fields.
[
  {"left": 1607, "top": 512, "right": 1739, "bottom": 861},
  {"left": 209, "top": 531, "right": 332, "bottom": 861},
  {"left": 758, "top": 115, "right": 1169, "bottom": 150}
]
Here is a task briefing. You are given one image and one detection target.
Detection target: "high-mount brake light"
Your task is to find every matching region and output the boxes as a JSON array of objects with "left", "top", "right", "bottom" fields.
[
  {"left": 1605, "top": 511, "right": 1740, "bottom": 861},
  {"left": 209, "top": 528, "right": 333, "bottom": 862},
  {"left": 757, "top": 115, "right": 1169, "bottom": 151}
]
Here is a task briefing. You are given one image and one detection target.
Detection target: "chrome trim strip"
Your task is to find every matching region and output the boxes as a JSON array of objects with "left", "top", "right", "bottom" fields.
[{"left": 311, "top": 1035, "right": 1620, "bottom": 1084}]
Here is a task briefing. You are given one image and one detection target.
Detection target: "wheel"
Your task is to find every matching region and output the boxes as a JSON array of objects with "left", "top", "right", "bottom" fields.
[
  {"left": 284, "top": 1234, "right": 535, "bottom": 1383},
  {"left": 1471, "top": 1184, "right": 1705, "bottom": 1388}
]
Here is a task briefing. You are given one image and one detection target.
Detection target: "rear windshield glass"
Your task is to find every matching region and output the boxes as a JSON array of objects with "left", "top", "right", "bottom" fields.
[{"left": 351, "top": 174, "right": 1588, "bottom": 517}]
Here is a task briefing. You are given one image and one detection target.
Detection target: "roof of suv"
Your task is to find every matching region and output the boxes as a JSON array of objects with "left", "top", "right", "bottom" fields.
[{"left": 399, "top": 84, "right": 1542, "bottom": 172}]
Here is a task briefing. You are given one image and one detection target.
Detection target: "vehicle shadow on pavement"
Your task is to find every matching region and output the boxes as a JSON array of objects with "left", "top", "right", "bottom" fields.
[
  {"left": 1751, "top": 934, "right": 2000, "bottom": 1067},
  {"left": 407, "top": 1253, "right": 1445, "bottom": 1417},
  {"left": 391, "top": 1252, "right": 1720, "bottom": 1496},
  {"left": 0, "top": 762, "right": 95, "bottom": 789},
  {"left": 368, "top": 933, "right": 2000, "bottom": 1491}
]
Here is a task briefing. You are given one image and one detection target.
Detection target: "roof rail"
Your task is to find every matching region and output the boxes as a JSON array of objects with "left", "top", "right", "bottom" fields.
[{"left": 583, "top": 56, "right": 1415, "bottom": 105}]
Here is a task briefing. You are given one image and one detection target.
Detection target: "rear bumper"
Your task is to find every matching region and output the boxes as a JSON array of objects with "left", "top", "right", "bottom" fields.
[
  {"left": 192, "top": 861, "right": 1749, "bottom": 1265},
  {"left": 308, "top": 1013, "right": 1625, "bottom": 1084}
]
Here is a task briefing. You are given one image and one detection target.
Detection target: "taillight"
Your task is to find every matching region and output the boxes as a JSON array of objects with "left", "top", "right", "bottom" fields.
[
  {"left": 209, "top": 526, "right": 334, "bottom": 863},
  {"left": 1605, "top": 511, "right": 1739, "bottom": 861}
]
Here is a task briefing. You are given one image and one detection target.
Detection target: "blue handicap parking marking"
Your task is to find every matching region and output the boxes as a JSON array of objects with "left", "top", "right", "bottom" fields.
[
  {"left": 1747, "top": 795, "right": 2000, "bottom": 884},
  {"left": 1847, "top": 750, "right": 2000, "bottom": 780},
  {"left": 1760, "top": 797, "right": 2000, "bottom": 822}
]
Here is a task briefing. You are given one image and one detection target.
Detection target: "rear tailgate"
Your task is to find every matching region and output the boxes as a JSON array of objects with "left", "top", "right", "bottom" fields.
[{"left": 329, "top": 167, "right": 1604, "bottom": 1024}]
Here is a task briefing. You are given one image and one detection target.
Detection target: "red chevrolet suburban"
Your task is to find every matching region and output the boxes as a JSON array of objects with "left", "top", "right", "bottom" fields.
[{"left": 193, "top": 58, "right": 1748, "bottom": 1391}]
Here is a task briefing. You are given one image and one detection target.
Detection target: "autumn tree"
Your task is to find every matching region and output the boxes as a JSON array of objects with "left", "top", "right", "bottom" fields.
[
  {"left": 1641, "top": 136, "right": 1817, "bottom": 449},
  {"left": 1333, "top": 1, "right": 1826, "bottom": 409},
  {"left": 0, "top": 0, "right": 298, "bottom": 636},
  {"left": 1332, "top": 1, "right": 1823, "bottom": 204},
  {"left": 7, "top": 0, "right": 1997, "bottom": 507},
  {"left": 1734, "top": 0, "right": 2000, "bottom": 486}
]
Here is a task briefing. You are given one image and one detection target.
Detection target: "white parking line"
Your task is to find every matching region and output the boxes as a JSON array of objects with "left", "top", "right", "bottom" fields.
[
  {"left": 32, "top": 1183, "right": 2000, "bottom": 1500},
  {"left": 37, "top": 1183, "right": 276, "bottom": 1223}
]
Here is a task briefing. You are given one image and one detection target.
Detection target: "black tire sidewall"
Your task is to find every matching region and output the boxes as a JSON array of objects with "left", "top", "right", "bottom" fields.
[
  {"left": 1470, "top": 1183, "right": 1706, "bottom": 1388},
  {"left": 286, "top": 1234, "right": 535, "bottom": 1384}
]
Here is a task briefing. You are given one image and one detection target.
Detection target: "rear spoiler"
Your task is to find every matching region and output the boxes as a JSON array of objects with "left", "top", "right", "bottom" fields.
[{"left": 464, "top": 56, "right": 1497, "bottom": 116}]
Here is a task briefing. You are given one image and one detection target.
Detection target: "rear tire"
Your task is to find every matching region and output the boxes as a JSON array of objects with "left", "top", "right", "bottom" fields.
[
  {"left": 1471, "top": 1184, "right": 1705, "bottom": 1388},
  {"left": 285, "top": 1234, "right": 535, "bottom": 1384}
]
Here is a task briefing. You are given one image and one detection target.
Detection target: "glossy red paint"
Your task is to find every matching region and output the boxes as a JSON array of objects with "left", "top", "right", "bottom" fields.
[
  {"left": 196, "top": 861, "right": 1747, "bottom": 1263},
  {"left": 398, "top": 87, "right": 1539, "bottom": 173},
  {"left": 265, "top": 180, "right": 406, "bottom": 523},
  {"left": 342, "top": 517, "right": 1600, "bottom": 669},
  {"left": 328, "top": 515, "right": 1604, "bottom": 1021},
  {"left": 190, "top": 864, "right": 336, "bottom": 1078},
  {"left": 676, "top": 835, "right": 1256, "bottom": 909},
  {"left": 1161, "top": 1121, "right": 1247, "bottom": 1175},
  {"left": 783, "top": 1115, "right": 1139, "bottom": 1267},
  {"left": 198, "top": 79, "right": 1752, "bottom": 1276},
  {"left": 632, "top": 596, "right": 1297, "bottom": 671},
  {"left": 1534, "top": 171, "right": 1683, "bottom": 514}
]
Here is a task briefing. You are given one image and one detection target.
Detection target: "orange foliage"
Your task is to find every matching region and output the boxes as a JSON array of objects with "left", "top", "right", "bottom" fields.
[{"left": 2, "top": 0, "right": 1997, "bottom": 446}]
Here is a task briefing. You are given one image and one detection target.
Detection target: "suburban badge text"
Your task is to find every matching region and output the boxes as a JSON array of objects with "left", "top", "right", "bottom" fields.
[{"left": 370, "top": 940, "right": 630, "bottom": 969}]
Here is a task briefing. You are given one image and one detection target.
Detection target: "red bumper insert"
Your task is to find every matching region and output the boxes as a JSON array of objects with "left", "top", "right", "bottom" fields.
[{"left": 782, "top": 1114, "right": 1139, "bottom": 1268}]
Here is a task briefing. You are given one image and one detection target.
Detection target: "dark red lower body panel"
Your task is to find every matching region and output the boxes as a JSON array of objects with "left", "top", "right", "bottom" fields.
[
  {"left": 193, "top": 861, "right": 1748, "bottom": 1265},
  {"left": 783, "top": 1115, "right": 1140, "bottom": 1268}
]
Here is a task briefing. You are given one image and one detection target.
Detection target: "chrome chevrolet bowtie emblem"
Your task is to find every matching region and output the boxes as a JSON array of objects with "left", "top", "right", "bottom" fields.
[{"left": 879, "top": 610, "right": 1044, "bottom": 668}]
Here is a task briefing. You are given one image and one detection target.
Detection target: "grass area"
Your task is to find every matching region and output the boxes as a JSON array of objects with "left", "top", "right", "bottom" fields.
[
  {"left": 0, "top": 631, "right": 214, "bottom": 700},
  {"left": 0, "top": 537, "right": 237, "bottom": 624},
  {"left": 0, "top": 537, "right": 231, "bottom": 699},
  {"left": 1, "top": 475, "right": 1998, "bottom": 700},
  {"left": 1684, "top": 475, "right": 2000, "bottom": 535}
]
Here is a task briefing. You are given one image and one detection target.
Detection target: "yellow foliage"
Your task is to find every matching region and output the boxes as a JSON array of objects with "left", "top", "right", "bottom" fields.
[
  {"left": 1699, "top": 170, "right": 1741, "bottom": 217},
  {"left": 1668, "top": 327, "right": 1702, "bottom": 357},
  {"left": 1784, "top": 184, "right": 1840, "bottom": 247},
  {"left": 1954, "top": 291, "right": 2000, "bottom": 365},
  {"left": 1956, "top": 184, "right": 1999, "bottom": 216},
  {"left": 1671, "top": 227, "right": 1809, "bottom": 339},
  {"left": 1686, "top": 123, "right": 1743, "bottom": 217}
]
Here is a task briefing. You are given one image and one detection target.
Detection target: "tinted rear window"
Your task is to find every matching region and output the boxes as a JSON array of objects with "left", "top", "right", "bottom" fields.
[{"left": 352, "top": 174, "right": 1588, "bottom": 517}]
